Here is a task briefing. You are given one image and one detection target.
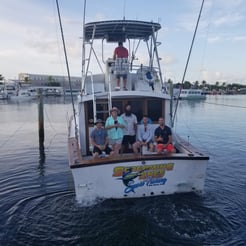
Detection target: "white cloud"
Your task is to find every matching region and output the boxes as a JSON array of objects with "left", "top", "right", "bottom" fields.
[{"left": 0, "top": 0, "right": 246, "bottom": 85}]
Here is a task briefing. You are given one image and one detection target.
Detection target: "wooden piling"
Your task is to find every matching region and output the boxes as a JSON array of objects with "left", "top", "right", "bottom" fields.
[{"left": 37, "top": 88, "right": 44, "bottom": 145}]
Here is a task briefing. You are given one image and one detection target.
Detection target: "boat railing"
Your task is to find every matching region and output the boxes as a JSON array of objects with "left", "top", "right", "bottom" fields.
[{"left": 83, "top": 59, "right": 166, "bottom": 96}]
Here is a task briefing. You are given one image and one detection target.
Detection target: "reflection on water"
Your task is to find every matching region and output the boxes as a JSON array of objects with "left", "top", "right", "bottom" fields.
[
  {"left": 38, "top": 143, "right": 46, "bottom": 176},
  {"left": 0, "top": 95, "right": 246, "bottom": 245}
]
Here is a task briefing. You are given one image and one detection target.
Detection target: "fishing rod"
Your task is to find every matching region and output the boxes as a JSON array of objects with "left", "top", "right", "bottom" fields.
[
  {"left": 172, "top": 0, "right": 205, "bottom": 126},
  {"left": 55, "top": 0, "right": 78, "bottom": 138}
]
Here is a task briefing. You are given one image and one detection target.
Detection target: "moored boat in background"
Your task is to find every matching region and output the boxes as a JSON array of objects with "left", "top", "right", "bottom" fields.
[
  {"left": 174, "top": 88, "right": 206, "bottom": 100},
  {"left": 9, "top": 89, "right": 37, "bottom": 102}
]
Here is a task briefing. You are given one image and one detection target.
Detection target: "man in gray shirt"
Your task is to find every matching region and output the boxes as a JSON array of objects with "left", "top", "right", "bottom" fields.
[{"left": 132, "top": 115, "right": 154, "bottom": 155}]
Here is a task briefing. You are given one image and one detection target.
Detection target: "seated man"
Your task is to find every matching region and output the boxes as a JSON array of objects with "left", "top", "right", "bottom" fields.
[
  {"left": 154, "top": 117, "right": 176, "bottom": 154},
  {"left": 133, "top": 115, "right": 154, "bottom": 155},
  {"left": 90, "top": 119, "right": 114, "bottom": 158}
]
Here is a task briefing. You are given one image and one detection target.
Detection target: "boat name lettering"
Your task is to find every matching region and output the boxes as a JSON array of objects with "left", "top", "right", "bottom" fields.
[
  {"left": 112, "top": 163, "right": 174, "bottom": 177},
  {"left": 146, "top": 178, "right": 167, "bottom": 186}
]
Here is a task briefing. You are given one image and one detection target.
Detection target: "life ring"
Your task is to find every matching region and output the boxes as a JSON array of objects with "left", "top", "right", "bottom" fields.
[
  {"left": 143, "top": 69, "right": 158, "bottom": 90},
  {"left": 144, "top": 71, "right": 155, "bottom": 83}
]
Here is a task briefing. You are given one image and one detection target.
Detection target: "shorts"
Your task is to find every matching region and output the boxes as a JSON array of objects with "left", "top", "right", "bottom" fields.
[
  {"left": 93, "top": 145, "right": 112, "bottom": 155},
  {"left": 116, "top": 73, "right": 127, "bottom": 79},
  {"left": 122, "top": 135, "right": 136, "bottom": 145},
  {"left": 109, "top": 138, "right": 122, "bottom": 145},
  {"left": 142, "top": 140, "right": 153, "bottom": 149},
  {"left": 157, "top": 143, "right": 174, "bottom": 152}
]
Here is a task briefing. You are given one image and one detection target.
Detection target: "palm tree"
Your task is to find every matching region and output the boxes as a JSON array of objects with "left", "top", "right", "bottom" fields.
[
  {"left": 183, "top": 81, "right": 192, "bottom": 89},
  {"left": 194, "top": 80, "right": 199, "bottom": 89},
  {"left": 201, "top": 80, "right": 207, "bottom": 88}
]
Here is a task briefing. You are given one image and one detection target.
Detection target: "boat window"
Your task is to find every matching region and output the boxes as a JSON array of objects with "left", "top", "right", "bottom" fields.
[
  {"left": 86, "top": 98, "right": 164, "bottom": 125},
  {"left": 147, "top": 99, "right": 163, "bottom": 122},
  {"left": 111, "top": 101, "right": 123, "bottom": 115},
  {"left": 86, "top": 101, "right": 94, "bottom": 124},
  {"left": 127, "top": 101, "right": 143, "bottom": 122},
  {"left": 111, "top": 100, "right": 142, "bottom": 120}
]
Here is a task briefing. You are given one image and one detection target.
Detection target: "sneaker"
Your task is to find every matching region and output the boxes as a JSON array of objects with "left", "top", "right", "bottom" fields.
[
  {"left": 123, "top": 87, "right": 128, "bottom": 91},
  {"left": 114, "top": 86, "right": 120, "bottom": 91}
]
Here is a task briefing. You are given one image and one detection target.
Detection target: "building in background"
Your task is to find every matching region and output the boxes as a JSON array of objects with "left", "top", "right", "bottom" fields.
[{"left": 18, "top": 73, "right": 81, "bottom": 90}]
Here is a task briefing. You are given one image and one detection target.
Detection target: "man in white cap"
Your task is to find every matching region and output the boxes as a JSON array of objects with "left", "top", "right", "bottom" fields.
[{"left": 105, "top": 107, "right": 125, "bottom": 156}]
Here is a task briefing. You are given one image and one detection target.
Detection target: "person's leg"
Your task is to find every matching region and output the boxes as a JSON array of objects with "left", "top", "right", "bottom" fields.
[
  {"left": 123, "top": 74, "right": 127, "bottom": 90},
  {"left": 93, "top": 146, "right": 101, "bottom": 158},
  {"left": 148, "top": 142, "right": 154, "bottom": 152},
  {"left": 116, "top": 78, "right": 120, "bottom": 87},
  {"left": 156, "top": 144, "right": 164, "bottom": 154},
  {"left": 132, "top": 141, "right": 140, "bottom": 154},
  {"left": 167, "top": 144, "right": 176, "bottom": 153},
  {"left": 115, "top": 75, "right": 120, "bottom": 90},
  {"left": 93, "top": 152, "right": 99, "bottom": 158},
  {"left": 123, "top": 77, "right": 128, "bottom": 91},
  {"left": 121, "top": 135, "right": 127, "bottom": 154},
  {"left": 113, "top": 143, "right": 121, "bottom": 156},
  {"left": 123, "top": 78, "right": 127, "bottom": 89}
]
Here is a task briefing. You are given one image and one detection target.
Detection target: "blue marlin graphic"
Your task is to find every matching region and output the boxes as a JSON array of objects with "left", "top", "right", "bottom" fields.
[{"left": 118, "top": 168, "right": 143, "bottom": 186}]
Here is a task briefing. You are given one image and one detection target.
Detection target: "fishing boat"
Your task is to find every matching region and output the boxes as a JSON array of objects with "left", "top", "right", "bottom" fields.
[
  {"left": 66, "top": 3, "right": 209, "bottom": 203},
  {"left": 174, "top": 88, "right": 206, "bottom": 100}
]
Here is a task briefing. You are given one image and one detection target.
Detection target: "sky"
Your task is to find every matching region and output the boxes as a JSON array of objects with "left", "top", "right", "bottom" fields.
[{"left": 1, "top": 0, "right": 246, "bottom": 85}]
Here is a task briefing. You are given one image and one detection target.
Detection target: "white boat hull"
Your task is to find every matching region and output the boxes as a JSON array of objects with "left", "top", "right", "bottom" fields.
[
  {"left": 66, "top": 18, "right": 209, "bottom": 204},
  {"left": 68, "top": 124, "right": 209, "bottom": 203},
  {"left": 70, "top": 155, "right": 207, "bottom": 203}
]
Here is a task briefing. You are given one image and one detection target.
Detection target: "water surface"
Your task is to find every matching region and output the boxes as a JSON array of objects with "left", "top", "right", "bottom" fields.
[{"left": 0, "top": 95, "right": 245, "bottom": 245}]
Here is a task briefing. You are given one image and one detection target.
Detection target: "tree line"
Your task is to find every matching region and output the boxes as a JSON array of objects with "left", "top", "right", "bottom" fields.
[{"left": 169, "top": 79, "right": 246, "bottom": 91}]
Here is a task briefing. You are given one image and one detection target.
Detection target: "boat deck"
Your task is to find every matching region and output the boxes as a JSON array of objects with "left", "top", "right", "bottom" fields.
[{"left": 68, "top": 137, "right": 209, "bottom": 169}]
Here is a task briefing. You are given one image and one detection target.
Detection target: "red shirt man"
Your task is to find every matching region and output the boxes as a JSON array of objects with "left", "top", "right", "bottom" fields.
[
  {"left": 113, "top": 42, "right": 129, "bottom": 90},
  {"left": 113, "top": 42, "right": 128, "bottom": 59}
]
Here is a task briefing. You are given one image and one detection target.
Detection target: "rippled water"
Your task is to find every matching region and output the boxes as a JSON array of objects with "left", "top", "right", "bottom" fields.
[{"left": 0, "top": 95, "right": 245, "bottom": 245}]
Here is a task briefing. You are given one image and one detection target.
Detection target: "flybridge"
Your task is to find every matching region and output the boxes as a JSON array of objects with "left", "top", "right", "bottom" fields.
[{"left": 84, "top": 20, "right": 161, "bottom": 42}]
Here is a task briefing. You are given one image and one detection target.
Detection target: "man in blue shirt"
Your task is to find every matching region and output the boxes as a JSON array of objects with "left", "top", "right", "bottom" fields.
[{"left": 90, "top": 119, "right": 113, "bottom": 158}]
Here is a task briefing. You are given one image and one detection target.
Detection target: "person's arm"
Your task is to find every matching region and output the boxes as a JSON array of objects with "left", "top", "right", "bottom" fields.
[
  {"left": 137, "top": 125, "right": 143, "bottom": 142},
  {"left": 113, "top": 48, "right": 117, "bottom": 60},
  {"left": 105, "top": 124, "right": 117, "bottom": 130},
  {"left": 134, "top": 115, "right": 138, "bottom": 132},
  {"left": 146, "top": 125, "right": 153, "bottom": 143},
  {"left": 105, "top": 117, "right": 115, "bottom": 130},
  {"left": 105, "top": 136, "right": 109, "bottom": 146},
  {"left": 154, "top": 127, "right": 163, "bottom": 143},
  {"left": 166, "top": 135, "right": 172, "bottom": 146},
  {"left": 90, "top": 135, "right": 99, "bottom": 149},
  {"left": 117, "top": 117, "right": 125, "bottom": 129}
]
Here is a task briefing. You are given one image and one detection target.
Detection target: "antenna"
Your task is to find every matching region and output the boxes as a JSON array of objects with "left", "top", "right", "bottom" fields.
[{"left": 123, "top": 0, "right": 126, "bottom": 20}]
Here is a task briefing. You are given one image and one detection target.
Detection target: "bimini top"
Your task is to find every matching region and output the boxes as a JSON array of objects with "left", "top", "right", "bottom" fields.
[{"left": 84, "top": 20, "right": 161, "bottom": 42}]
